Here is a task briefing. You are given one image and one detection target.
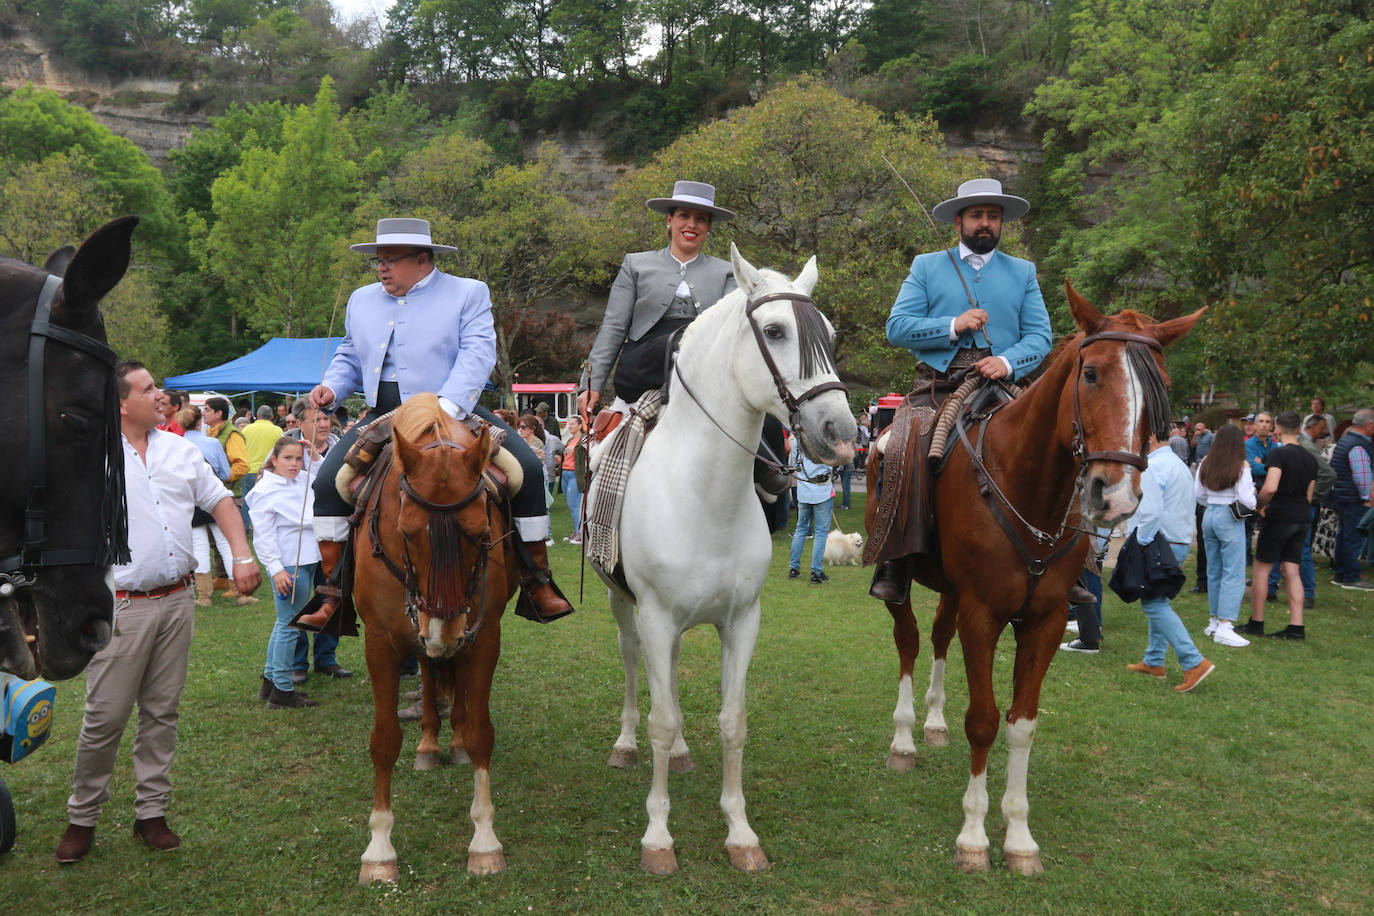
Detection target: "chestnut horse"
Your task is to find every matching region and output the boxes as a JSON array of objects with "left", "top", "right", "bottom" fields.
[
  {"left": 866, "top": 284, "right": 1203, "bottom": 874},
  {"left": 349, "top": 394, "right": 518, "bottom": 883}
]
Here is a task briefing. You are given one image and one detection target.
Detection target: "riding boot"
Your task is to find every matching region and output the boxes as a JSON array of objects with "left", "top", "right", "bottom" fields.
[
  {"left": 292, "top": 540, "right": 344, "bottom": 632},
  {"left": 194, "top": 573, "right": 213, "bottom": 607},
  {"left": 515, "top": 540, "right": 574, "bottom": 624},
  {"left": 869, "top": 561, "right": 911, "bottom": 603}
]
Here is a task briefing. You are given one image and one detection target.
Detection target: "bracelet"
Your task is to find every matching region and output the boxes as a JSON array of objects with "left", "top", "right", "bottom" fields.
[{"left": 232, "top": 557, "right": 256, "bottom": 566}]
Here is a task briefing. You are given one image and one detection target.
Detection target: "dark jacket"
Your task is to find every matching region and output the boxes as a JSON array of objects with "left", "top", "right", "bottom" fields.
[{"left": 1108, "top": 530, "right": 1185, "bottom": 603}]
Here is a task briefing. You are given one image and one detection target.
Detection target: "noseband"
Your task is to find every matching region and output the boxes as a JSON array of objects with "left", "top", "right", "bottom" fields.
[{"left": 0, "top": 274, "right": 130, "bottom": 598}]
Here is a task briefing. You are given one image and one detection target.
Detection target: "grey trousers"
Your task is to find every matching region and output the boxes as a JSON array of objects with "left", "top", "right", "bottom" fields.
[{"left": 67, "top": 587, "right": 195, "bottom": 825}]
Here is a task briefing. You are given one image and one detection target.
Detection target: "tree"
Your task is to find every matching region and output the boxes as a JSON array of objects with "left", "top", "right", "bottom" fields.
[
  {"left": 197, "top": 77, "right": 357, "bottom": 339},
  {"left": 0, "top": 152, "right": 115, "bottom": 264},
  {"left": 602, "top": 76, "right": 973, "bottom": 395}
]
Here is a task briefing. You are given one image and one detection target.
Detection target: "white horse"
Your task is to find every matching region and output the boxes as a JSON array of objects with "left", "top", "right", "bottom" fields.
[{"left": 588, "top": 244, "right": 856, "bottom": 875}]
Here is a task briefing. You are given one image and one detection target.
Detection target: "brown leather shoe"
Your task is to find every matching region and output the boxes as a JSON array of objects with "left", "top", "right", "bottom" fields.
[
  {"left": 1175, "top": 658, "right": 1215, "bottom": 693},
  {"left": 868, "top": 562, "right": 910, "bottom": 603},
  {"left": 133, "top": 816, "right": 180, "bottom": 851},
  {"left": 515, "top": 540, "right": 573, "bottom": 623},
  {"left": 1068, "top": 581, "right": 1096, "bottom": 605},
  {"left": 1125, "top": 661, "right": 1167, "bottom": 679},
  {"left": 56, "top": 823, "right": 95, "bottom": 864}
]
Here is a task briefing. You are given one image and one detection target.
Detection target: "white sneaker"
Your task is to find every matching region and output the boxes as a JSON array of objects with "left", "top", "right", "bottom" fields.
[
  {"left": 1203, "top": 616, "right": 1220, "bottom": 637},
  {"left": 1213, "top": 622, "right": 1250, "bottom": 648},
  {"left": 1064, "top": 620, "right": 1080, "bottom": 635}
]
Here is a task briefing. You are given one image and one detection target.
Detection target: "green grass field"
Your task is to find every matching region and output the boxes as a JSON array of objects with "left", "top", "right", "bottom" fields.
[{"left": 4, "top": 493, "right": 1373, "bottom": 914}]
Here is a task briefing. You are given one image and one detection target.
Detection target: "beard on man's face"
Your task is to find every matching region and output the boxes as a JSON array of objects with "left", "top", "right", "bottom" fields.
[{"left": 961, "top": 227, "right": 999, "bottom": 255}]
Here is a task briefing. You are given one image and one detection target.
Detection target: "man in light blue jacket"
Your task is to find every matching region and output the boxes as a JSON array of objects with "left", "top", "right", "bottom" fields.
[
  {"left": 869, "top": 179, "right": 1054, "bottom": 602},
  {"left": 304, "top": 219, "right": 571, "bottom": 626}
]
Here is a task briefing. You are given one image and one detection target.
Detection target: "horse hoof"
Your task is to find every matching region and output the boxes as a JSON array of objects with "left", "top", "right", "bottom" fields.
[
  {"left": 358, "top": 861, "right": 399, "bottom": 884},
  {"left": 923, "top": 727, "right": 949, "bottom": 747},
  {"left": 414, "top": 751, "right": 440, "bottom": 771},
  {"left": 727, "top": 844, "right": 770, "bottom": 872},
  {"left": 607, "top": 747, "right": 637, "bottom": 768},
  {"left": 954, "top": 845, "right": 991, "bottom": 873},
  {"left": 640, "top": 846, "right": 679, "bottom": 875},
  {"left": 886, "top": 750, "right": 917, "bottom": 772},
  {"left": 467, "top": 850, "right": 507, "bottom": 875},
  {"left": 1005, "top": 850, "right": 1044, "bottom": 876},
  {"left": 450, "top": 747, "right": 471, "bottom": 766},
  {"left": 668, "top": 753, "right": 694, "bottom": 773}
]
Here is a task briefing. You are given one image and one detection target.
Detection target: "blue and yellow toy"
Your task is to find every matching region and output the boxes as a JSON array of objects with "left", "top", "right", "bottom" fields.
[{"left": 1, "top": 672, "right": 56, "bottom": 764}]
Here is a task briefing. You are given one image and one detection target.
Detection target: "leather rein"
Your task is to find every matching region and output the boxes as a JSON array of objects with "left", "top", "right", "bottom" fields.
[
  {"left": 671, "top": 290, "right": 847, "bottom": 481},
  {"left": 363, "top": 436, "right": 511, "bottom": 644},
  {"left": 952, "top": 330, "right": 1163, "bottom": 617},
  {"left": 0, "top": 274, "right": 130, "bottom": 598}
]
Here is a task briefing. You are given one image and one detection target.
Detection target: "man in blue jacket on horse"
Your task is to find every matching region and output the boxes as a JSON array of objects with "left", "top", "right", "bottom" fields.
[{"left": 867, "top": 178, "right": 1054, "bottom": 602}]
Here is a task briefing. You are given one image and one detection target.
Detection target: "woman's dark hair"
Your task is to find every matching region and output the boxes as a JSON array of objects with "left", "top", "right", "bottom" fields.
[
  {"left": 517, "top": 415, "right": 545, "bottom": 442},
  {"left": 1198, "top": 424, "right": 1247, "bottom": 491}
]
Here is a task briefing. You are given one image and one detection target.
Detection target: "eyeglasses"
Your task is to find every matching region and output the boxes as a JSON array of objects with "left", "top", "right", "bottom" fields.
[{"left": 368, "top": 252, "right": 420, "bottom": 270}]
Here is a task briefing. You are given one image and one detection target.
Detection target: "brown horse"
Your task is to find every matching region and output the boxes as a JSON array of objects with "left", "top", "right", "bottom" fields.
[
  {"left": 866, "top": 283, "right": 1203, "bottom": 874},
  {"left": 350, "top": 394, "right": 519, "bottom": 883}
]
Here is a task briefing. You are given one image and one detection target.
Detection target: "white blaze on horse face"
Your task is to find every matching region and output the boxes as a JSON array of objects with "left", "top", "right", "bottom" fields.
[{"left": 1090, "top": 347, "right": 1145, "bottom": 523}]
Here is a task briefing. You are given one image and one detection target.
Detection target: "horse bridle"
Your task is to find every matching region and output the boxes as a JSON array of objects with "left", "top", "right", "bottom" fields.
[
  {"left": 671, "top": 290, "right": 848, "bottom": 480},
  {"left": 954, "top": 328, "right": 1166, "bottom": 616},
  {"left": 373, "top": 437, "right": 509, "bottom": 644},
  {"left": 0, "top": 274, "right": 130, "bottom": 598}
]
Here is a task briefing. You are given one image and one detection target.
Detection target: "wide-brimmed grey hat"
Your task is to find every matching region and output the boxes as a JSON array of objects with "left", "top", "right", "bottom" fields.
[
  {"left": 646, "top": 181, "right": 736, "bottom": 222},
  {"left": 931, "top": 178, "right": 1031, "bottom": 224},
  {"left": 349, "top": 218, "right": 457, "bottom": 255}
]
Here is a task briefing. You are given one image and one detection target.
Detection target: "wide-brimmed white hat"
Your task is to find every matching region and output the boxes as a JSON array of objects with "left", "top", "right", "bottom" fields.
[
  {"left": 931, "top": 179, "right": 1030, "bottom": 224},
  {"left": 349, "top": 218, "right": 457, "bottom": 255},
  {"left": 646, "top": 181, "right": 736, "bottom": 222}
]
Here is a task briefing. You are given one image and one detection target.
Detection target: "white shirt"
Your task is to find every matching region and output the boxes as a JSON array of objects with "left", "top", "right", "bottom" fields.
[
  {"left": 245, "top": 469, "right": 321, "bottom": 578},
  {"left": 116, "top": 428, "right": 234, "bottom": 591},
  {"left": 1194, "top": 462, "right": 1257, "bottom": 509},
  {"left": 671, "top": 252, "right": 700, "bottom": 298}
]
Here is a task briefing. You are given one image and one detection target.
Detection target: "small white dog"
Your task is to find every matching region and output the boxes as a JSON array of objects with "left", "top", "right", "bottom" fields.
[{"left": 824, "top": 525, "right": 864, "bottom": 566}]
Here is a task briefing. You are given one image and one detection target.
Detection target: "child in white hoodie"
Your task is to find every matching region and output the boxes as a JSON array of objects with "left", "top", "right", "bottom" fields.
[{"left": 246, "top": 437, "right": 322, "bottom": 709}]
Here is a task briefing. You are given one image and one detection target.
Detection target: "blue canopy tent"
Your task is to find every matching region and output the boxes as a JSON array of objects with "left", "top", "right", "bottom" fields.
[{"left": 162, "top": 337, "right": 343, "bottom": 392}]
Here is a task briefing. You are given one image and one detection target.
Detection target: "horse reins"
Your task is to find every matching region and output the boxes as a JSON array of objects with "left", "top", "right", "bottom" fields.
[
  {"left": 952, "top": 329, "right": 1167, "bottom": 617},
  {"left": 671, "top": 290, "right": 847, "bottom": 482},
  {"left": 366, "top": 436, "right": 511, "bottom": 644},
  {"left": 0, "top": 273, "right": 130, "bottom": 597}
]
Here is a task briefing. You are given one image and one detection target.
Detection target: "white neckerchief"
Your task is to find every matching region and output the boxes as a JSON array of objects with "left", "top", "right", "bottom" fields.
[{"left": 670, "top": 251, "right": 700, "bottom": 298}]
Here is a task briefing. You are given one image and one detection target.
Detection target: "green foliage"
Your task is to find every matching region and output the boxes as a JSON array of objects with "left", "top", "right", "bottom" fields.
[
  {"left": 102, "top": 268, "right": 174, "bottom": 378},
  {"left": 198, "top": 77, "right": 357, "bottom": 340},
  {"left": 0, "top": 86, "right": 180, "bottom": 259},
  {"left": 0, "top": 150, "right": 115, "bottom": 263},
  {"left": 605, "top": 76, "right": 973, "bottom": 389},
  {"left": 168, "top": 101, "right": 289, "bottom": 221}
]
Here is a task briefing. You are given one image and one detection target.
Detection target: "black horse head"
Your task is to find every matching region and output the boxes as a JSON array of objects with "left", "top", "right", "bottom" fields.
[{"left": 0, "top": 215, "right": 138, "bottom": 680}]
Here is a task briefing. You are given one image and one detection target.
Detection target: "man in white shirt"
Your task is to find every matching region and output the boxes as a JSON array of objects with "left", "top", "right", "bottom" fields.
[{"left": 57, "top": 361, "right": 260, "bottom": 864}]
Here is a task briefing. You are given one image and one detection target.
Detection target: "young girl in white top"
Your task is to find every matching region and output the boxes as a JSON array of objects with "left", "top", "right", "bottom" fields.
[
  {"left": 1194, "top": 425, "right": 1258, "bottom": 647},
  {"left": 246, "top": 437, "right": 322, "bottom": 708}
]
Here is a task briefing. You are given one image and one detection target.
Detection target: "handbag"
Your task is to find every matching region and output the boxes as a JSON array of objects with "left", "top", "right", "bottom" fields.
[{"left": 1229, "top": 502, "right": 1254, "bottom": 522}]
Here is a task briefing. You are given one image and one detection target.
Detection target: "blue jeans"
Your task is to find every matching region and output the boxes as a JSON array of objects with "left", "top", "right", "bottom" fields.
[
  {"left": 561, "top": 469, "right": 582, "bottom": 535},
  {"left": 838, "top": 464, "right": 853, "bottom": 508},
  {"left": 1266, "top": 504, "right": 1316, "bottom": 598},
  {"left": 1140, "top": 543, "right": 1203, "bottom": 670},
  {"left": 293, "top": 631, "right": 339, "bottom": 673},
  {"left": 789, "top": 498, "right": 834, "bottom": 575},
  {"left": 1332, "top": 500, "right": 1367, "bottom": 583},
  {"left": 239, "top": 472, "right": 256, "bottom": 534},
  {"left": 1202, "top": 504, "right": 1247, "bottom": 621},
  {"left": 265, "top": 563, "right": 317, "bottom": 691}
]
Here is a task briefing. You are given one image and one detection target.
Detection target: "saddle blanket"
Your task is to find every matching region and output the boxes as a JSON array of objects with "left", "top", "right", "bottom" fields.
[{"left": 585, "top": 390, "right": 663, "bottom": 575}]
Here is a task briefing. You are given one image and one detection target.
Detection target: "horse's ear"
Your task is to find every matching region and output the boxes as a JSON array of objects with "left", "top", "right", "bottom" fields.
[
  {"left": 1065, "top": 280, "right": 1105, "bottom": 333},
  {"left": 1151, "top": 306, "right": 1208, "bottom": 348},
  {"left": 730, "top": 242, "right": 764, "bottom": 297},
  {"left": 394, "top": 425, "right": 422, "bottom": 474},
  {"left": 467, "top": 424, "right": 491, "bottom": 474},
  {"left": 794, "top": 255, "right": 818, "bottom": 295},
  {"left": 44, "top": 245, "right": 76, "bottom": 277},
  {"left": 52, "top": 216, "right": 139, "bottom": 326}
]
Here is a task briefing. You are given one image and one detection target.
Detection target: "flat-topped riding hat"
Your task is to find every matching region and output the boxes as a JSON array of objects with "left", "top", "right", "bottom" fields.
[
  {"left": 349, "top": 218, "right": 457, "bottom": 255},
  {"left": 646, "top": 181, "right": 736, "bottom": 222},
  {"left": 931, "top": 178, "right": 1031, "bottom": 224}
]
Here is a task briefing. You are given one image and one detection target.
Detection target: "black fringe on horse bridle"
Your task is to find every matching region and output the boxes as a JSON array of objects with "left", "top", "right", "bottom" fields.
[
  {"left": 793, "top": 299, "right": 837, "bottom": 379},
  {"left": 1127, "top": 341, "right": 1172, "bottom": 441},
  {"left": 425, "top": 510, "right": 466, "bottom": 620},
  {"left": 100, "top": 374, "right": 131, "bottom": 565}
]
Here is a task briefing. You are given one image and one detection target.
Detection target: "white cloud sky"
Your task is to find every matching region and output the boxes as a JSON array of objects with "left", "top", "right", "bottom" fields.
[{"left": 331, "top": 0, "right": 393, "bottom": 26}]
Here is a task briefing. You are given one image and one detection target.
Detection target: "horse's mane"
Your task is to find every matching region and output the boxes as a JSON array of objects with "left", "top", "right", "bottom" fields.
[{"left": 393, "top": 393, "right": 459, "bottom": 444}]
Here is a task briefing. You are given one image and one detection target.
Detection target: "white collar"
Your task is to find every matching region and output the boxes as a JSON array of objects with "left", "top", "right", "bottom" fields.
[
  {"left": 957, "top": 243, "right": 998, "bottom": 265},
  {"left": 668, "top": 250, "right": 700, "bottom": 272}
]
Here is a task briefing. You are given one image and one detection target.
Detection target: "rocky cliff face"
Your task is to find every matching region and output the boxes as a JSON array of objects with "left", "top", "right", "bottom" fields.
[{"left": 0, "top": 31, "right": 205, "bottom": 166}]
